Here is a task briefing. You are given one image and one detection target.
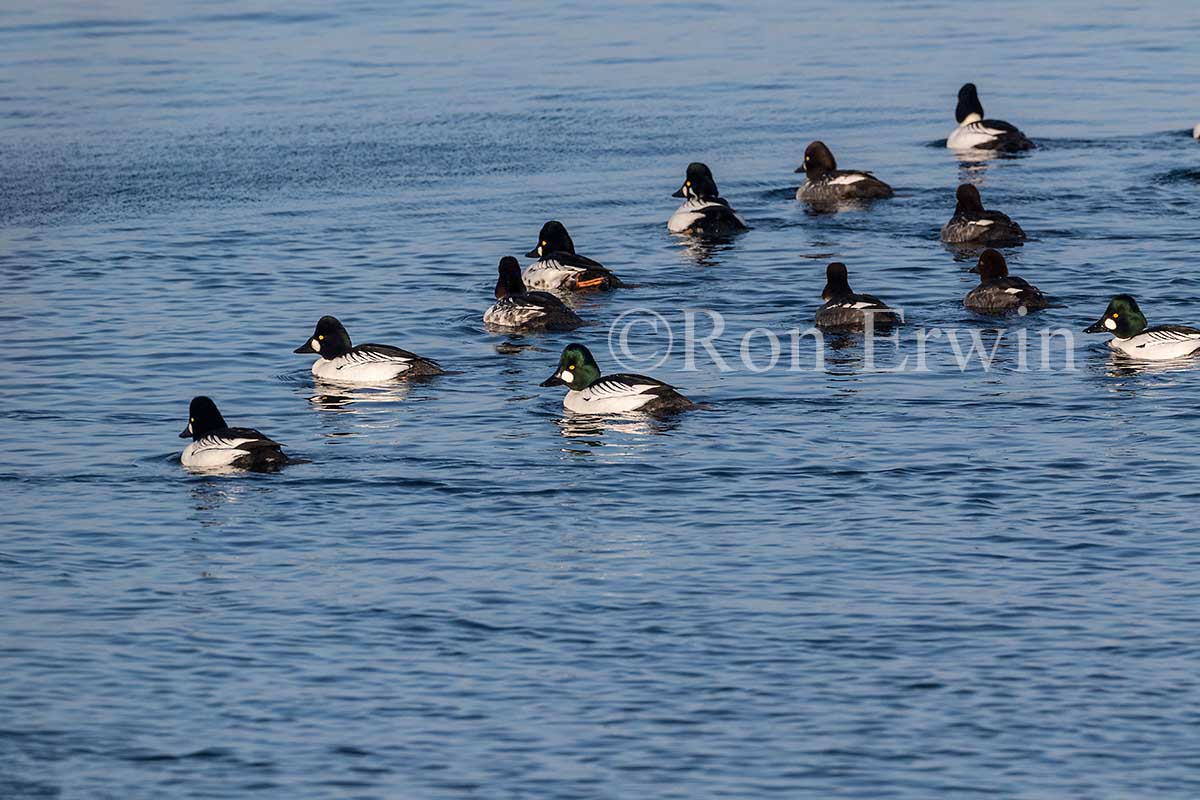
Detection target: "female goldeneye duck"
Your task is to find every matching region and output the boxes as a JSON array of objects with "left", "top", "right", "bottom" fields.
[
  {"left": 1084, "top": 295, "right": 1200, "bottom": 360},
  {"left": 814, "top": 262, "right": 900, "bottom": 331},
  {"left": 179, "top": 396, "right": 289, "bottom": 471},
  {"left": 539, "top": 343, "right": 694, "bottom": 414},
  {"left": 294, "top": 315, "right": 443, "bottom": 383},
  {"left": 941, "top": 184, "right": 1026, "bottom": 245},
  {"left": 667, "top": 162, "right": 748, "bottom": 236},
  {"left": 947, "top": 83, "right": 1034, "bottom": 152},
  {"left": 964, "top": 249, "right": 1047, "bottom": 314},
  {"left": 523, "top": 221, "right": 622, "bottom": 293},
  {"left": 484, "top": 256, "right": 583, "bottom": 332},
  {"left": 795, "top": 141, "right": 893, "bottom": 202}
]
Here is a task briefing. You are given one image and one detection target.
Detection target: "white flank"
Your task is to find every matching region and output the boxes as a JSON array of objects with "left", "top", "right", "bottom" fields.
[
  {"left": 1111, "top": 333, "right": 1200, "bottom": 361},
  {"left": 311, "top": 354, "right": 411, "bottom": 384},
  {"left": 523, "top": 259, "right": 584, "bottom": 291}
]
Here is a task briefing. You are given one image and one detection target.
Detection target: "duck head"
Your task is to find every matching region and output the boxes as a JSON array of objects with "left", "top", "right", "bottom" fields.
[
  {"left": 954, "top": 183, "right": 986, "bottom": 214},
  {"left": 970, "top": 249, "right": 1009, "bottom": 281},
  {"left": 540, "top": 343, "right": 601, "bottom": 390},
  {"left": 495, "top": 256, "right": 527, "bottom": 299},
  {"left": 672, "top": 162, "right": 721, "bottom": 200},
  {"left": 526, "top": 220, "right": 575, "bottom": 259},
  {"left": 956, "top": 82, "right": 984, "bottom": 124},
  {"left": 821, "top": 262, "right": 853, "bottom": 302},
  {"left": 1084, "top": 295, "right": 1147, "bottom": 339},
  {"left": 796, "top": 141, "right": 837, "bottom": 179},
  {"left": 295, "top": 315, "right": 353, "bottom": 359},
  {"left": 181, "top": 395, "right": 228, "bottom": 439}
]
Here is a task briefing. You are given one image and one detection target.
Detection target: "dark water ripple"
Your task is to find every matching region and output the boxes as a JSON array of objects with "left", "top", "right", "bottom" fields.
[{"left": 4, "top": 0, "right": 1200, "bottom": 798}]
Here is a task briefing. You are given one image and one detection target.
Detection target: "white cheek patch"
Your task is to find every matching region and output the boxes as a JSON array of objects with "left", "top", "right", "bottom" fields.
[
  {"left": 1104, "top": 318, "right": 1117, "bottom": 331},
  {"left": 186, "top": 422, "right": 192, "bottom": 435},
  {"left": 537, "top": 246, "right": 543, "bottom": 257},
  {"left": 311, "top": 339, "right": 321, "bottom": 352},
  {"left": 560, "top": 370, "right": 574, "bottom": 383}
]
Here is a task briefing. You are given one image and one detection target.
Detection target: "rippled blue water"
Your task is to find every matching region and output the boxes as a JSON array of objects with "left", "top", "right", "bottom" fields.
[{"left": 3, "top": 1, "right": 1200, "bottom": 797}]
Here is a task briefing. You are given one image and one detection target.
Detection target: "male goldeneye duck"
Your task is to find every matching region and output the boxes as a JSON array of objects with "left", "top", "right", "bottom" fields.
[
  {"left": 667, "top": 162, "right": 748, "bottom": 236},
  {"left": 947, "top": 83, "right": 1034, "bottom": 152},
  {"left": 294, "top": 315, "right": 443, "bottom": 383},
  {"left": 1084, "top": 295, "right": 1200, "bottom": 360},
  {"left": 523, "top": 221, "right": 622, "bottom": 293},
  {"left": 795, "top": 141, "right": 893, "bottom": 202},
  {"left": 539, "top": 343, "right": 694, "bottom": 414},
  {"left": 179, "top": 396, "right": 289, "bottom": 471},
  {"left": 484, "top": 256, "right": 583, "bottom": 332},
  {"left": 964, "top": 249, "right": 1047, "bottom": 314},
  {"left": 941, "top": 184, "right": 1026, "bottom": 244},
  {"left": 814, "top": 262, "right": 900, "bottom": 331}
]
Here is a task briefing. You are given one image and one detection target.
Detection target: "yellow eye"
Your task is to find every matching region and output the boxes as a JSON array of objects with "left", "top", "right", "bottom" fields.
[
  {"left": 318, "top": 334, "right": 325, "bottom": 340},
  {"left": 541, "top": 240, "right": 546, "bottom": 246},
  {"left": 568, "top": 364, "right": 575, "bottom": 370},
  {"left": 190, "top": 417, "right": 194, "bottom": 423},
  {"left": 1112, "top": 313, "right": 1119, "bottom": 319},
  {"left": 685, "top": 180, "right": 691, "bottom": 187}
]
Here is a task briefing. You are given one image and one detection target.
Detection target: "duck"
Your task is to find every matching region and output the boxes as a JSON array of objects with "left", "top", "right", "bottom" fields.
[
  {"left": 523, "top": 221, "right": 622, "bottom": 293},
  {"left": 941, "top": 184, "right": 1026, "bottom": 245},
  {"left": 1193, "top": 123, "right": 1200, "bottom": 140},
  {"left": 947, "top": 83, "right": 1034, "bottom": 152},
  {"left": 179, "top": 396, "right": 289, "bottom": 470},
  {"left": 795, "top": 141, "right": 893, "bottom": 202},
  {"left": 539, "top": 343, "right": 694, "bottom": 414},
  {"left": 484, "top": 256, "right": 583, "bottom": 332},
  {"left": 667, "top": 162, "right": 748, "bottom": 235},
  {"left": 1084, "top": 295, "right": 1200, "bottom": 360},
  {"left": 294, "top": 315, "right": 443, "bottom": 383},
  {"left": 814, "top": 262, "right": 900, "bottom": 331},
  {"left": 964, "top": 249, "right": 1047, "bottom": 314}
]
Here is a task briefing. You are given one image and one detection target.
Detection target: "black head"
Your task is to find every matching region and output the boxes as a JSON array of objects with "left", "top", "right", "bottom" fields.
[
  {"left": 970, "top": 249, "right": 1009, "bottom": 280},
  {"left": 540, "top": 343, "right": 602, "bottom": 389},
  {"left": 295, "top": 315, "right": 353, "bottom": 359},
  {"left": 955, "top": 183, "right": 985, "bottom": 214},
  {"left": 526, "top": 220, "right": 575, "bottom": 259},
  {"left": 956, "top": 82, "right": 984, "bottom": 123},
  {"left": 672, "top": 162, "right": 720, "bottom": 200},
  {"left": 796, "top": 141, "right": 837, "bottom": 178},
  {"left": 495, "top": 256, "right": 526, "bottom": 299},
  {"left": 822, "top": 262, "right": 853, "bottom": 302},
  {"left": 181, "top": 395, "right": 228, "bottom": 439}
]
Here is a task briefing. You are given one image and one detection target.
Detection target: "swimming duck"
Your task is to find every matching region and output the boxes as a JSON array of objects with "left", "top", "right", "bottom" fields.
[
  {"left": 795, "top": 141, "right": 893, "bottom": 202},
  {"left": 1193, "top": 123, "right": 1200, "bottom": 140},
  {"left": 1084, "top": 295, "right": 1200, "bottom": 360},
  {"left": 941, "top": 184, "right": 1026, "bottom": 245},
  {"left": 179, "top": 396, "right": 289, "bottom": 470},
  {"left": 814, "top": 262, "right": 900, "bottom": 331},
  {"left": 668, "top": 162, "right": 748, "bottom": 235},
  {"left": 964, "top": 249, "right": 1047, "bottom": 314},
  {"left": 294, "top": 315, "right": 443, "bottom": 383},
  {"left": 484, "top": 256, "right": 583, "bottom": 332},
  {"left": 947, "top": 83, "right": 1034, "bottom": 151},
  {"left": 523, "top": 221, "right": 622, "bottom": 293},
  {"left": 539, "top": 343, "right": 694, "bottom": 414}
]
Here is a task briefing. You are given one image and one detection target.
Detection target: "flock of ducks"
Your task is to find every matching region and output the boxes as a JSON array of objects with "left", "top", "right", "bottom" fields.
[{"left": 180, "top": 84, "right": 1200, "bottom": 471}]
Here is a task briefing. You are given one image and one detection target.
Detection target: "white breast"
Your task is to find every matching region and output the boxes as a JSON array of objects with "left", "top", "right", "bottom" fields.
[
  {"left": 668, "top": 198, "right": 726, "bottom": 233},
  {"left": 483, "top": 301, "right": 548, "bottom": 328},
  {"left": 1110, "top": 332, "right": 1200, "bottom": 360},
  {"left": 181, "top": 439, "right": 256, "bottom": 468},
  {"left": 311, "top": 354, "right": 412, "bottom": 383},
  {"left": 947, "top": 122, "right": 1001, "bottom": 150},
  {"left": 563, "top": 383, "right": 659, "bottom": 414},
  {"left": 522, "top": 259, "right": 581, "bottom": 291}
]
